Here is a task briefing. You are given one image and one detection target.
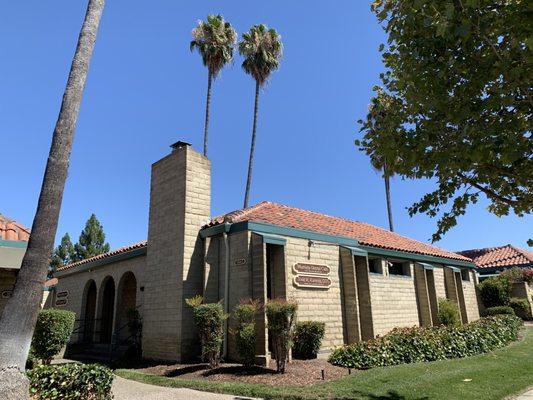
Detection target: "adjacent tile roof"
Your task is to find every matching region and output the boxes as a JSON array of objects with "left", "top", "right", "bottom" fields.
[
  {"left": 207, "top": 201, "right": 470, "bottom": 262},
  {"left": 458, "top": 245, "right": 533, "bottom": 269},
  {"left": 57, "top": 240, "right": 147, "bottom": 272},
  {"left": 0, "top": 214, "right": 30, "bottom": 241}
]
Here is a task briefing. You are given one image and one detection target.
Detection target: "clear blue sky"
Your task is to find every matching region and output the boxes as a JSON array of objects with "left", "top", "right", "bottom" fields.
[{"left": 1, "top": 1, "right": 531, "bottom": 252}]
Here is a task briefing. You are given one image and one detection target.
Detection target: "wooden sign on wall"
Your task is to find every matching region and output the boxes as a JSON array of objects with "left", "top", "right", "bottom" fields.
[
  {"left": 293, "top": 275, "right": 331, "bottom": 289},
  {"left": 293, "top": 263, "right": 330, "bottom": 276}
]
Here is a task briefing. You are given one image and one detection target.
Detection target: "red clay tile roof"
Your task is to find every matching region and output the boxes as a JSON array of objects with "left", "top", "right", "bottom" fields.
[
  {"left": 208, "top": 201, "right": 470, "bottom": 262},
  {"left": 0, "top": 214, "right": 30, "bottom": 241},
  {"left": 458, "top": 245, "right": 533, "bottom": 269},
  {"left": 57, "top": 241, "right": 147, "bottom": 272}
]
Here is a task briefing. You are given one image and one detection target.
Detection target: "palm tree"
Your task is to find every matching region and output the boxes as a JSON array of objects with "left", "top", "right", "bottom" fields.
[
  {"left": 0, "top": 1, "right": 105, "bottom": 397},
  {"left": 239, "top": 24, "right": 283, "bottom": 208},
  {"left": 190, "top": 15, "right": 237, "bottom": 157},
  {"left": 363, "top": 87, "right": 400, "bottom": 232}
]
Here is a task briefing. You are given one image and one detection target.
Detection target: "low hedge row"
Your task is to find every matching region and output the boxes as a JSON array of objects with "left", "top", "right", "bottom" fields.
[
  {"left": 27, "top": 363, "right": 113, "bottom": 400},
  {"left": 329, "top": 315, "right": 522, "bottom": 369}
]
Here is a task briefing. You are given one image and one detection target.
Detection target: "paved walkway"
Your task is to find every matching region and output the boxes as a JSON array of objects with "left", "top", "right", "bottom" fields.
[
  {"left": 112, "top": 375, "right": 258, "bottom": 400},
  {"left": 515, "top": 388, "right": 533, "bottom": 400}
]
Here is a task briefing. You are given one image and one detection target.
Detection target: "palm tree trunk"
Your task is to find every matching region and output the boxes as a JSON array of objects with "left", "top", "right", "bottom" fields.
[
  {"left": 384, "top": 165, "right": 394, "bottom": 232},
  {"left": 0, "top": 1, "right": 105, "bottom": 397},
  {"left": 243, "top": 81, "right": 260, "bottom": 208},
  {"left": 203, "top": 70, "right": 213, "bottom": 157}
]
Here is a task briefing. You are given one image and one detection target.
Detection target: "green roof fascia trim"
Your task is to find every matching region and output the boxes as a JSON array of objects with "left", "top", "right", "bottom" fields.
[
  {"left": 417, "top": 262, "right": 435, "bottom": 270},
  {"left": 55, "top": 246, "right": 147, "bottom": 278},
  {"left": 476, "top": 263, "right": 533, "bottom": 274},
  {"left": 0, "top": 239, "right": 28, "bottom": 249},
  {"left": 357, "top": 245, "right": 476, "bottom": 269},
  {"left": 341, "top": 245, "right": 368, "bottom": 257},
  {"left": 220, "top": 221, "right": 359, "bottom": 247},
  {"left": 201, "top": 221, "right": 358, "bottom": 246},
  {"left": 255, "top": 233, "right": 287, "bottom": 246},
  {"left": 449, "top": 266, "right": 461, "bottom": 273}
]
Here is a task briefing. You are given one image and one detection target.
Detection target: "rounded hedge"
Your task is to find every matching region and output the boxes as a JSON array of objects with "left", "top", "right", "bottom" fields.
[
  {"left": 329, "top": 315, "right": 522, "bottom": 369},
  {"left": 477, "top": 276, "right": 512, "bottom": 308},
  {"left": 27, "top": 363, "right": 113, "bottom": 400},
  {"left": 436, "top": 298, "right": 460, "bottom": 326},
  {"left": 485, "top": 306, "right": 515, "bottom": 316},
  {"left": 293, "top": 321, "right": 325, "bottom": 359},
  {"left": 32, "top": 309, "right": 75, "bottom": 364}
]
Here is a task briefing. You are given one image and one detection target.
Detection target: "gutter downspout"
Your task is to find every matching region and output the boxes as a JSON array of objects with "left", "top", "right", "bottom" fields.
[{"left": 222, "top": 223, "right": 231, "bottom": 359}]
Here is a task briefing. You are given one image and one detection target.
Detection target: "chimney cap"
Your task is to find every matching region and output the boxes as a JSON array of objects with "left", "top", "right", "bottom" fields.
[{"left": 170, "top": 141, "right": 191, "bottom": 150}]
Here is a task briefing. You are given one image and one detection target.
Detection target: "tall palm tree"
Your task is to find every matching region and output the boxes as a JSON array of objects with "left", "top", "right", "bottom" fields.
[
  {"left": 363, "top": 87, "right": 400, "bottom": 232},
  {"left": 0, "top": 1, "right": 105, "bottom": 397},
  {"left": 190, "top": 15, "right": 237, "bottom": 157},
  {"left": 239, "top": 24, "right": 283, "bottom": 208}
]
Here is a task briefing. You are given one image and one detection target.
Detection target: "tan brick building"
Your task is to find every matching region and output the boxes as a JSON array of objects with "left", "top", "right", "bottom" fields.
[{"left": 53, "top": 142, "right": 479, "bottom": 363}]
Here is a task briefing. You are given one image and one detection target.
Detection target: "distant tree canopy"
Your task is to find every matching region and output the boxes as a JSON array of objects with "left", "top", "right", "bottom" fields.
[
  {"left": 49, "top": 233, "right": 75, "bottom": 278},
  {"left": 74, "top": 213, "right": 110, "bottom": 260},
  {"left": 49, "top": 214, "right": 110, "bottom": 277},
  {"left": 357, "top": 0, "right": 532, "bottom": 242}
]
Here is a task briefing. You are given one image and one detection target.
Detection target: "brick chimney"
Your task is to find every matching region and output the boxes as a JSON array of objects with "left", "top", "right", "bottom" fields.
[{"left": 142, "top": 142, "right": 211, "bottom": 361}]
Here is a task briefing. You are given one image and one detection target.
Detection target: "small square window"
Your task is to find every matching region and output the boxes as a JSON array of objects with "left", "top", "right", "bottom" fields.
[
  {"left": 388, "top": 261, "right": 410, "bottom": 276},
  {"left": 368, "top": 258, "right": 383, "bottom": 274},
  {"left": 461, "top": 269, "right": 470, "bottom": 281}
]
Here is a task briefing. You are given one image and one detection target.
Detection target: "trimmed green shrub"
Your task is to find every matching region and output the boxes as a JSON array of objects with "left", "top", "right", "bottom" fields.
[
  {"left": 329, "top": 315, "right": 522, "bottom": 369},
  {"left": 27, "top": 363, "right": 113, "bottom": 399},
  {"left": 510, "top": 297, "right": 532, "bottom": 320},
  {"left": 265, "top": 299, "right": 298, "bottom": 373},
  {"left": 186, "top": 295, "right": 228, "bottom": 368},
  {"left": 233, "top": 300, "right": 258, "bottom": 368},
  {"left": 32, "top": 309, "right": 75, "bottom": 364},
  {"left": 293, "top": 321, "right": 326, "bottom": 359},
  {"left": 485, "top": 306, "right": 515, "bottom": 316},
  {"left": 436, "top": 298, "right": 460, "bottom": 326},
  {"left": 477, "top": 276, "right": 512, "bottom": 308}
]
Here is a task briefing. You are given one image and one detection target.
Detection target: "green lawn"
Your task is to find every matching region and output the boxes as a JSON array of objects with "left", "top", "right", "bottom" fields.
[{"left": 116, "top": 326, "right": 533, "bottom": 400}]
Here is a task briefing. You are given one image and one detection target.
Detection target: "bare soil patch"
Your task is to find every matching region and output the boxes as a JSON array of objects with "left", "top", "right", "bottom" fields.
[{"left": 137, "top": 358, "right": 349, "bottom": 385}]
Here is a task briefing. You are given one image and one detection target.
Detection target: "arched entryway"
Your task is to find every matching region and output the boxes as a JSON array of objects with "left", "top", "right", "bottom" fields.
[
  {"left": 115, "top": 272, "right": 138, "bottom": 341},
  {"left": 81, "top": 280, "right": 97, "bottom": 343},
  {"left": 98, "top": 277, "right": 115, "bottom": 343}
]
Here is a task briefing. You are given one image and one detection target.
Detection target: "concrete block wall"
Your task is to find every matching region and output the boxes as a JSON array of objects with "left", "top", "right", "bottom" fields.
[
  {"left": 143, "top": 144, "right": 210, "bottom": 361},
  {"left": 284, "top": 237, "right": 344, "bottom": 351},
  {"left": 339, "top": 247, "right": 360, "bottom": 344},
  {"left": 461, "top": 269, "right": 480, "bottom": 322},
  {"left": 369, "top": 262, "right": 419, "bottom": 336}
]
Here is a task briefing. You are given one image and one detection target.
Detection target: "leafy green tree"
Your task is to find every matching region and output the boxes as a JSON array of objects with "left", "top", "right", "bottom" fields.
[
  {"left": 239, "top": 24, "right": 283, "bottom": 208},
  {"left": 190, "top": 15, "right": 237, "bottom": 157},
  {"left": 74, "top": 214, "right": 110, "bottom": 261},
  {"left": 357, "top": 0, "right": 532, "bottom": 242},
  {"left": 0, "top": 1, "right": 105, "bottom": 396},
  {"left": 49, "top": 233, "right": 75, "bottom": 278}
]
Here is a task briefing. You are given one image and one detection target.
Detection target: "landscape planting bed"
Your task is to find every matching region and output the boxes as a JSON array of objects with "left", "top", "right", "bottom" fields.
[{"left": 137, "top": 358, "right": 348, "bottom": 385}]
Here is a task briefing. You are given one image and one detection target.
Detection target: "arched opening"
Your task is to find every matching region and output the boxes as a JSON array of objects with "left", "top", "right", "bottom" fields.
[
  {"left": 82, "top": 280, "right": 97, "bottom": 343},
  {"left": 115, "top": 272, "right": 138, "bottom": 341},
  {"left": 99, "top": 277, "right": 115, "bottom": 343}
]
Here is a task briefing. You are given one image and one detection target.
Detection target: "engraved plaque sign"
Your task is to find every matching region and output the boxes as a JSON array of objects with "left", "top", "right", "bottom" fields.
[
  {"left": 293, "top": 263, "right": 330, "bottom": 276},
  {"left": 293, "top": 275, "right": 331, "bottom": 288}
]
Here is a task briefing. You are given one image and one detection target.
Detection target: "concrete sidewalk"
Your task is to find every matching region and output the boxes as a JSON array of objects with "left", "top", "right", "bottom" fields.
[
  {"left": 112, "top": 375, "right": 258, "bottom": 400},
  {"left": 515, "top": 388, "right": 533, "bottom": 400}
]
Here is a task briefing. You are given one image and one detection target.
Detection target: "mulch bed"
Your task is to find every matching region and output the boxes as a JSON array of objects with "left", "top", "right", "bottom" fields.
[{"left": 137, "top": 358, "right": 350, "bottom": 385}]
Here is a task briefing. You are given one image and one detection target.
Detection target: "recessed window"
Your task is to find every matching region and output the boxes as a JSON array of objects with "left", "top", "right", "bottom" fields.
[
  {"left": 461, "top": 269, "right": 470, "bottom": 281},
  {"left": 388, "top": 261, "right": 410, "bottom": 276},
  {"left": 368, "top": 258, "right": 383, "bottom": 274}
]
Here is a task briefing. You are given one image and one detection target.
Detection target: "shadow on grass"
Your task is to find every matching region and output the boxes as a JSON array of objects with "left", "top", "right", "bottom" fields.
[
  {"left": 202, "top": 365, "right": 277, "bottom": 377},
  {"left": 164, "top": 365, "right": 207, "bottom": 377},
  {"left": 332, "top": 390, "right": 429, "bottom": 400}
]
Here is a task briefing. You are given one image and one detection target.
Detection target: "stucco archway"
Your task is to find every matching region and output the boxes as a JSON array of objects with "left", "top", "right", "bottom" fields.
[
  {"left": 81, "top": 280, "right": 97, "bottom": 343},
  {"left": 115, "top": 271, "right": 137, "bottom": 341},
  {"left": 97, "top": 276, "right": 115, "bottom": 344}
]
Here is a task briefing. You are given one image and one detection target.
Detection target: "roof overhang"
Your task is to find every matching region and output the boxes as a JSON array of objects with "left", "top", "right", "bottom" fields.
[{"left": 55, "top": 246, "right": 147, "bottom": 278}]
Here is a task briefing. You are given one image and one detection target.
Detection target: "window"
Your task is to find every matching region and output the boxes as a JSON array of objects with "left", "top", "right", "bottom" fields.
[
  {"left": 388, "top": 261, "right": 410, "bottom": 276},
  {"left": 368, "top": 258, "right": 383, "bottom": 274},
  {"left": 460, "top": 269, "right": 470, "bottom": 281}
]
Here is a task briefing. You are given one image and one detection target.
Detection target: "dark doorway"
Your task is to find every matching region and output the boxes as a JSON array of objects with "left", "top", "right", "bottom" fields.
[
  {"left": 115, "top": 272, "right": 137, "bottom": 341},
  {"left": 83, "top": 281, "right": 97, "bottom": 343},
  {"left": 100, "top": 278, "right": 115, "bottom": 343}
]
